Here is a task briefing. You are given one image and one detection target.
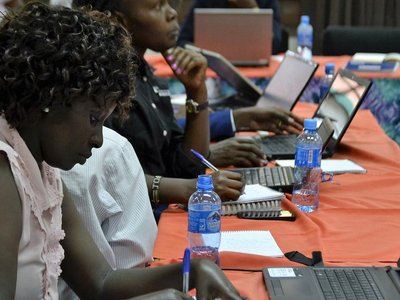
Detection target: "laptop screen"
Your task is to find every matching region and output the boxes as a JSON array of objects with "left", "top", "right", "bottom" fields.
[
  {"left": 256, "top": 51, "right": 318, "bottom": 111},
  {"left": 313, "top": 68, "right": 372, "bottom": 154},
  {"left": 194, "top": 8, "right": 273, "bottom": 66}
]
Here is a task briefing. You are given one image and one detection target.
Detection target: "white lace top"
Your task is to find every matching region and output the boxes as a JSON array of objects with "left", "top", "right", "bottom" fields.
[{"left": 0, "top": 116, "right": 65, "bottom": 300}]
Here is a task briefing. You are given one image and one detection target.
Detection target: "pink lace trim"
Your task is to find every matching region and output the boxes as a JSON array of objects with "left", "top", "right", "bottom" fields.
[{"left": 0, "top": 117, "right": 65, "bottom": 298}]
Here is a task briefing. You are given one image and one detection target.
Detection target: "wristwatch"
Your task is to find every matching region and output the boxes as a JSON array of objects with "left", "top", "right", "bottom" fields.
[{"left": 185, "top": 99, "right": 209, "bottom": 114}]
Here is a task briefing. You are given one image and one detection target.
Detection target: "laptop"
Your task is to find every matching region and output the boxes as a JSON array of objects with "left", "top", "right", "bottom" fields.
[
  {"left": 261, "top": 68, "right": 373, "bottom": 160},
  {"left": 185, "top": 46, "right": 318, "bottom": 111},
  {"left": 263, "top": 266, "right": 400, "bottom": 300},
  {"left": 232, "top": 117, "right": 334, "bottom": 192},
  {"left": 194, "top": 8, "right": 273, "bottom": 66}
]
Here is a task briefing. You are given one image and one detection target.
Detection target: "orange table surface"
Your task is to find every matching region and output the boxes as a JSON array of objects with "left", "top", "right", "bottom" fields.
[
  {"left": 152, "top": 103, "right": 400, "bottom": 300},
  {"left": 145, "top": 52, "right": 400, "bottom": 80}
]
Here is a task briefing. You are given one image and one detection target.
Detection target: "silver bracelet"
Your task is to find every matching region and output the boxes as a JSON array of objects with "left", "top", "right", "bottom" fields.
[{"left": 151, "top": 175, "right": 162, "bottom": 205}]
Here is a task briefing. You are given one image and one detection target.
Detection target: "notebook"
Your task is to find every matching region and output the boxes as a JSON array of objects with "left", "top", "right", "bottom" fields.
[
  {"left": 194, "top": 8, "right": 273, "bottom": 66},
  {"left": 263, "top": 266, "right": 400, "bottom": 300},
  {"left": 222, "top": 184, "right": 283, "bottom": 216},
  {"left": 262, "top": 68, "right": 372, "bottom": 159},
  {"left": 185, "top": 46, "right": 318, "bottom": 111}
]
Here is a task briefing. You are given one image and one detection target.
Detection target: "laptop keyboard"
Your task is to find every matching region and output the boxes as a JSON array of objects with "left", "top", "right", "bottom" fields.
[
  {"left": 233, "top": 166, "right": 294, "bottom": 193},
  {"left": 261, "top": 135, "right": 297, "bottom": 154},
  {"left": 314, "top": 268, "right": 385, "bottom": 300}
]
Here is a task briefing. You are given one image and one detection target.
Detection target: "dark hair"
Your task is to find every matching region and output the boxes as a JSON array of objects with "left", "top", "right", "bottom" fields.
[
  {"left": 73, "top": 0, "right": 122, "bottom": 13},
  {"left": 0, "top": 1, "right": 136, "bottom": 127}
]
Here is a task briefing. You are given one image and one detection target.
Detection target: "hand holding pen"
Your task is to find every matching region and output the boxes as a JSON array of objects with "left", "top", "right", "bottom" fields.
[{"left": 191, "top": 149, "right": 246, "bottom": 196}]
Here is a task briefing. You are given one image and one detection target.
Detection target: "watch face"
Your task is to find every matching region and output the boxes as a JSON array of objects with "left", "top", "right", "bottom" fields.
[{"left": 186, "top": 100, "right": 199, "bottom": 113}]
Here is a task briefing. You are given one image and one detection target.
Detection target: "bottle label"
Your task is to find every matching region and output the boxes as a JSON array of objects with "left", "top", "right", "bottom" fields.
[
  {"left": 188, "top": 208, "right": 221, "bottom": 234},
  {"left": 295, "top": 147, "right": 321, "bottom": 168},
  {"left": 297, "top": 32, "right": 313, "bottom": 47}
]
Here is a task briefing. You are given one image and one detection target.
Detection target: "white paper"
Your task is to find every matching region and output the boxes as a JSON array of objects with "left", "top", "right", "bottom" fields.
[
  {"left": 219, "top": 230, "right": 283, "bottom": 257},
  {"left": 268, "top": 268, "right": 296, "bottom": 277},
  {"left": 276, "top": 159, "right": 366, "bottom": 174},
  {"left": 232, "top": 184, "right": 284, "bottom": 203}
]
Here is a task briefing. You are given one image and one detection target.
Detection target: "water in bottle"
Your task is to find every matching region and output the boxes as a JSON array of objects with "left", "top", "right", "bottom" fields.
[
  {"left": 297, "top": 15, "right": 313, "bottom": 61},
  {"left": 188, "top": 174, "right": 221, "bottom": 263},
  {"left": 292, "top": 118, "right": 322, "bottom": 213},
  {"left": 319, "top": 63, "right": 335, "bottom": 103}
]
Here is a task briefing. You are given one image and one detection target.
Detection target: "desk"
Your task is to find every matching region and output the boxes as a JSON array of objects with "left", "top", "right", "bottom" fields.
[
  {"left": 146, "top": 53, "right": 400, "bottom": 144},
  {"left": 152, "top": 103, "right": 400, "bottom": 300}
]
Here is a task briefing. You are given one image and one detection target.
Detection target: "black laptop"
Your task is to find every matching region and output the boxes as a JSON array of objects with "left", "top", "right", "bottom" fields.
[
  {"left": 185, "top": 46, "right": 318, "bottom": 111},
  {"left": 263, "top": 266, "right": 400, "bottom": 300},
  {"left": 261, "top": 68, "right": 373, "bottom": 160},
  {"left": 232, "top": 117, "right": 334, "bottom": 193}
]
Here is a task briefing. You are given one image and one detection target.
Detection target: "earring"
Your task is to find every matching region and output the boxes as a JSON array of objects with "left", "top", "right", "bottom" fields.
[{"left": 43, "top": 107, "right": 50, "bottom": 113}]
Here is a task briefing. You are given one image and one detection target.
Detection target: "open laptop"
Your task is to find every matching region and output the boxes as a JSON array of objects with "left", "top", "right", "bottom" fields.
[
  {"left": 194, "top": 8, "right": 273, "bottom": 66},
  {"left": 261, "top": 68, "right": 373, "bottom": 160},
  {"left": 185, "top": 46, "right": 318, "bottom": 111},
  {"left": 232, "top": 117, "right": 334, "bottom": 192},
  {"left": 263, "top": 266, "right": 400, "bottom": 300}
]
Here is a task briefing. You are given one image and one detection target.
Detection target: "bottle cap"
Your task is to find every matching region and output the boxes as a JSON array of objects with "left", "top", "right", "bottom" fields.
[
  {"left": 325, "top": 63, "right": 335, "bottom": 75},
  {"left": 197, "top": 174, "right": 213, "bottom": 190},
  {"left": 304, "top": 118, "right": 317, "bottom": 130},
  {"left": 301, "top": 15, "right": 310, "bottom": 24}
]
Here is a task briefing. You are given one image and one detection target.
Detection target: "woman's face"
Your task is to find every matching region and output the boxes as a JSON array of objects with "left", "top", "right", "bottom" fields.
[
  {"left": 37, "top": 98, "right": 116, "bottom": 170},
  {"left": 121, "top": 0, "right": 179, "bottom": 52}
]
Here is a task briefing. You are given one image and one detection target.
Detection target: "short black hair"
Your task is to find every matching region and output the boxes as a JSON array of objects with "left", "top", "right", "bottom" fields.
[{"left": 0, "top": 1, "right": 136, "bottom": 127}]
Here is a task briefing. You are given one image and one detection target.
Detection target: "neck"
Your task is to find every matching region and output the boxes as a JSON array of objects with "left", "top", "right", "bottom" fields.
[
  {"left": 17, "top": 126, "right": 42, "bottom": 164},
  {"left": 135, "top": 46, "right": 147, "bottom": 58}
]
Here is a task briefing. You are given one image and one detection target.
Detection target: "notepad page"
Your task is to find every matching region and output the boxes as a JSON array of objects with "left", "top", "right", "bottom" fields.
[
  {"left": 219, "top": 230, "right": 283, "bottom": 257},
  {"left": 276, "top": 159, "right": 366, "bottom": 174}
]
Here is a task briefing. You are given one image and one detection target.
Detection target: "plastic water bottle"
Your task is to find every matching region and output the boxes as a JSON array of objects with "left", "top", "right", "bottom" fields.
[
  {"left": 291, "top": 119, "right": 322, "bottom": 213},
  {"left": 297, "top": 15, "right": 313, "bottom": 61},
  {"left": 319, "top": 63, "right": 335, "bottom": 103},
  {"left": 188, "top": 174, "right": 221, "bottom": 263}
]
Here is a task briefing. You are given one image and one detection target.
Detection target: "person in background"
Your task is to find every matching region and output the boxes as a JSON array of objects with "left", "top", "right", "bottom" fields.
[
  {"left": 0, "top": 2, "right": 242, "bottom": 299},
  {"left": 178, "top": 0, "right": 283, "bottom": 55},
  {"left": 72, "top": 0, "right": 249, "bottom": 221}
]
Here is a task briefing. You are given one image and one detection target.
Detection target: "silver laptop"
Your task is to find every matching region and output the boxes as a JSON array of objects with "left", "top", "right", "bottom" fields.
[
  {"left": 194, "top": 8, "right": 273, "bottom": 66},
  {"left": 263, "top": 266, "right": 400, "bottom": 300},
  {"left": 261, "top": 68, "right": 372, "bottom": 159},
  {"left": 185, "top": 46, "right": 318, "bottom": 111}
]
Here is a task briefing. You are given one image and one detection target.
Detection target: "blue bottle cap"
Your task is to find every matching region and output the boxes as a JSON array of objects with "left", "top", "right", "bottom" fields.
[
  {"left": 197, "top": 174, "right": 213, "bottom": 190},
  {"left": 304, "top": 118, "right": 317, "bottom": 130},
  {"left": 301, "top": 15, "right": 310, "bottom": 24},
  {"left": 325, "top": 63, "right": 335, "bottom": 75}
]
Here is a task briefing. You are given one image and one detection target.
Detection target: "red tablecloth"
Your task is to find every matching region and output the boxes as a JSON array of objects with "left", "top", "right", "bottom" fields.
[
  {"left": 145, "top": 53, "right": 400, "bottom": 79},
  {"left": 152, "top": 103, "right": 400, "bottom": 300}
]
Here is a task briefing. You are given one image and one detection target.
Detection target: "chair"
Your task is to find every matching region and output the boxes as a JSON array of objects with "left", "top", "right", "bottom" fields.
[{"left": 322, "top": 25, "right": 400, "bottom": 55}]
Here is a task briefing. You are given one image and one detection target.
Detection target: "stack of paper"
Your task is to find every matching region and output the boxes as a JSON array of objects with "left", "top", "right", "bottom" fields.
[
  {"left": 276, "top": 159, "right": 367, "bottom": 174},
  {"left": 346, "top": 52, "right": 399, "bottom": 72}
]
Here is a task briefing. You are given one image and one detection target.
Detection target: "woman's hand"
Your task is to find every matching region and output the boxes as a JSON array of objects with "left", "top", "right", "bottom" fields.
[
  {"left": 233, "top": 107, "right": 304, "bottom": 135},
  {"left": 209, "top": 137, "right": 267, "bottom": 168},
  {"left": 211, "top": 170, "right": 244, "bottom": 201},
  {"left": 192, "top": 259, "right": 244, "bottom": 300},
  {"left": 163, "top": 47, "right": 208, "bottom": 98}
]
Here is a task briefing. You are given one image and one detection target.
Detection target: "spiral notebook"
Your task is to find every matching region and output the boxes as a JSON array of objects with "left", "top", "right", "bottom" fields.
[{"left": 222, "top": 184, "right": 284, "bottom": 216}]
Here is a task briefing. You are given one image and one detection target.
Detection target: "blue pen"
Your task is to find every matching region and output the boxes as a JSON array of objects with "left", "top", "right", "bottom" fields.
[
  {"left": 190, "top": 149, "right": 219, "bottom": 172},
  {"left": 183, "top": 247, "right": 191, "bottom": 294}
]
